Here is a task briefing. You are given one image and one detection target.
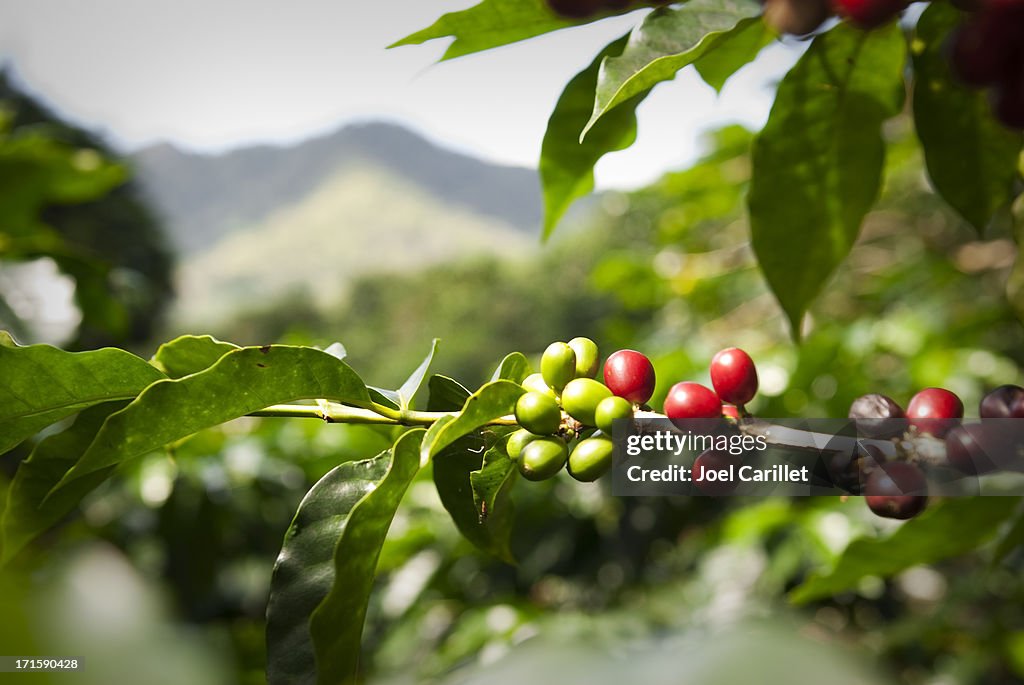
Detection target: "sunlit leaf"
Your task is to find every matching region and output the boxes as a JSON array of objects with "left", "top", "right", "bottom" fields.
[
  {"left": 584, "top": 0, "right": 762, "bottom": 137},
  {"left": 694, "top": 18, "right": 773, "bottom": 92},
  {"left": 150, "top": 335, "right": 239, "bottom": 379},
  {"left": 541, "top": 34, "right": 648, "bottom": 239},
  {"left": 50, "top": 346, "right": 371, "bottom": 492},
  {"left": 398, "top": 339, "right": 440, "bottom": 410},
  {"left": 391, "top": 0, "right": 620, "bottom": 61},
  {"left": 490, "top": 351, "right": 531, "bottom": 384},
  {"left": 0, "top": 343, "right": 164, "bottom": 455},
  {"left": 749, "top": 23, "right": 906, "bottom": 337}
]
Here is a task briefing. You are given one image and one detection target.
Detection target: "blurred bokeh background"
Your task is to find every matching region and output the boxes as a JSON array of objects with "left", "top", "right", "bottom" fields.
[{"left": 2, "top": 1, "right": 1024, "bottom": 683}]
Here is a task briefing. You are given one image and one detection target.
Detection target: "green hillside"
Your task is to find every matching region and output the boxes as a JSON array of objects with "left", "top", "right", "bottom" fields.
[{"left": 170, "top": 162, "right": 535, "bottom": 328}]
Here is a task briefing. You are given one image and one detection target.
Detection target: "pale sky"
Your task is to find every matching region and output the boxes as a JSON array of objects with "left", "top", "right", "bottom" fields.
[{"left": 0, "top": 0, "right": 802, "bottom": 189}]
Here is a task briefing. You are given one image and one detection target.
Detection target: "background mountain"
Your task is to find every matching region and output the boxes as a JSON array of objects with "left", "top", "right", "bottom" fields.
[
  {"left": 129, "top": 122, "right": 548, "bottom": 326},
  {"left": 131, "top": 122, "right": 544, "bottom": 255}
]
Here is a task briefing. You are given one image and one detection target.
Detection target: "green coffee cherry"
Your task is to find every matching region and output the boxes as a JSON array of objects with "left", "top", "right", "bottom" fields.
[
  {"left": 595, "top": 396, "right": 634, "bottom": 435},
  {"left": 561, "top": 378, "right": 613, "bottom": 426},
  {"left": 515, "top": 391, "right": 562, "bottom": 436},
  {"left": 541, "top": 342, "right": 576, "bottom": 392},
  {"left": 522, "top": 372, "right": 557, "bottom": 398},
  {"left": 568, "top": 437, "right": 614, "bottom": 482},
  {"left": 568, "top": 337, "right": 600, "bottom": 379},
  {"left": 506, "top": 429, "right": 538, "bottom": 461},
  {"left": 518, "top": 437, "right": 568, "bottom": 481}
]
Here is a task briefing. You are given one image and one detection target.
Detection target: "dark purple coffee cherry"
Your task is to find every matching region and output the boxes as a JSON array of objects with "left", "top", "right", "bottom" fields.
[
  {"left": 980, "top": 385, "right": 1024, "bottom": 419},
  {"left": 944, "top": 422, "right": 1024, "bottom": 474},
  {"left": 864, "top": 462, "right": 928, "bottom": 519},
  {"left": 546, "top": 0, "right": 605, "bottom": 18},
  {"left": 849, "top": 393, "right": 906, "bottom": 439},
  {"left": 764, "top": 0, "right": 831, "bottom": 36}
]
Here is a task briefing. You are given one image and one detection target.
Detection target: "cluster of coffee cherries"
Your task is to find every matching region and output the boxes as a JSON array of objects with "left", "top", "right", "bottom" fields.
[
  {"left": 509, "top": 340, "right": 761, "bottom": 484},
  {"left": 544, "top": 0, "right": 908, "bottom": 33},
  {"left": 847, "top": 384, "right": 1024, "bottom": 519},
  {"left": 544, "top": 0, "right": 671, "bottom": 19},
  {"left": 761, "top": 0, "right": 910, "bottom": 37},
  {"left": 949, "top": 0, "right": 1024, "bottom": 129},
  {"left": 509, "top": 338, "right": 643, "bottom": 483}
]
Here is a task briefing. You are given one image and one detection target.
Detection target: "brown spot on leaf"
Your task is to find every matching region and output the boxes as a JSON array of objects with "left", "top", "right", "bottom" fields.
[{"left": 259, "top": 345, "right": 271, "bottom": 354}]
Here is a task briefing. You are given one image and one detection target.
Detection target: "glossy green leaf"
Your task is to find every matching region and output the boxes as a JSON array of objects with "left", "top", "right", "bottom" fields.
[
  {"left": 912, "top": 2, "right": 1022, "bottom": 232},
  {"left": 791, "top": 497, "right": 1018, "bottom": 604},
  {"left": 150, "top": 335, "right": 240, "bottom": 379},
  {"left": 266, "top": 429, "right": 424, "bottom": 685},
  {"left": 306, "top": 429, "right": 425, "bottom": 685},
  {"left": 694, "top": 18, "right": 773, "bottom": 92},
  {"left": 397, "top": 339, "right": 440, "bottom": 410},
  {"left": 490, "top": 351, "right": 531, "bottom": 384},
  {"left": 427, "top": 375, "right": 472, "bottom": 412},
  {"left": 421, "top": 380, "right": 524, "bottom": 463},
  {"left": 583, "top": 0, "right": 762, "bottom": 137},
  {"left": 434, "top": 436, "right": 516, "bottom": 563},
  {"left": 1, "top": 402, "right": 124, "bottom": 564},
  {"left": 51, "top": 346, "right": 372, "bottom": 492},
  {"left": 391, "top": 0, "right": 597, "bottom": 61},
  {"left": 0, "top": 343, "right": 165, "bottom": 455},
  {"left": 749, "top": 23, "right": 906, "bottom": 337},
  {"left": 541, "top": 34, "right": 649, "bottom": 239}
]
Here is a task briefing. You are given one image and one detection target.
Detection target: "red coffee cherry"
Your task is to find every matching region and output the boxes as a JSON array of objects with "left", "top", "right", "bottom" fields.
[
  {"left": 664, "top": 382, "right": 722, "bottom": 419},
  {"left": 603, "top": 350, "right": 657, "bottom": 405},
  {"left": 709, "top": 348, "right": 758, "bottom": 406},
  {"left": 906, "top": 387, "right": 964, "bottom": 438},
  {"left": 864, "top": 462, "right": 928, "bottom": 519},
  {"left": 980, "top": 385, "right": 1024, "bottom": 419},
  {"left": 721, "top": 404, "right": 741, "bottom": 420},
  {"left": 832, "top": 0, "right": 908, "bottom": 29},
  {"left": 692, "top": 450, "right": 740, "bottom": 496}
]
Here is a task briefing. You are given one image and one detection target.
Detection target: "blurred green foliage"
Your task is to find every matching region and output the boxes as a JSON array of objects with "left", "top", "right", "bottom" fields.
[{"left": 0, "top": 72, "right": 174, "bottom": 348}]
